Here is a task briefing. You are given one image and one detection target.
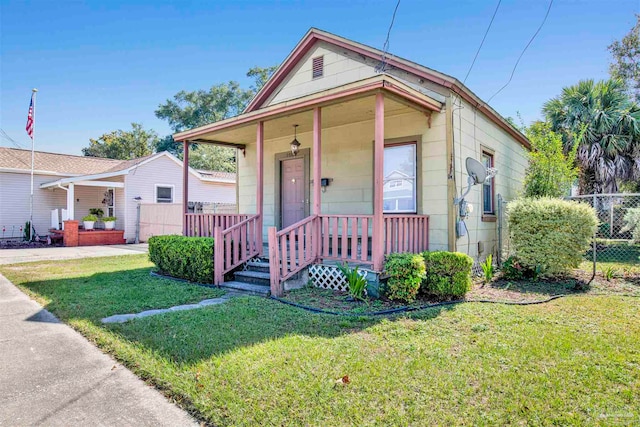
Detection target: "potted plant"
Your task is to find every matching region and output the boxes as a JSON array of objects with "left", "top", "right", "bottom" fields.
[
  {"left": 82, "top": 214, "right": 98, "bottom": 230},
  {"left": 103, "top": 216, "right": 117, "bottom": 230}
]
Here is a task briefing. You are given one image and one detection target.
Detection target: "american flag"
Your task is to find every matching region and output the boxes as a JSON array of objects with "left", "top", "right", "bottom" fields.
[{"left": 25, "top": 94, "right": 34, "bottom": 139}]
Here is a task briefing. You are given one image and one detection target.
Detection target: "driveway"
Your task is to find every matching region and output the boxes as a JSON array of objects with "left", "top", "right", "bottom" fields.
[
  {"left": 0, "top": 244, "right": 148, "bottom": 265},
  {"left": 0, "top": 273, "right": 197, "bottom": 426}
]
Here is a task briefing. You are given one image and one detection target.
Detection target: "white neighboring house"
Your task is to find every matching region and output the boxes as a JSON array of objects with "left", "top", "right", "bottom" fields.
[{"left": 0, "top": 147, "right": 236, "bottom": 242}]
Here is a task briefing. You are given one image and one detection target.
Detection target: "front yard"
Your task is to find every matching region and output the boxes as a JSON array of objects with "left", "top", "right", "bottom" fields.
[{"left": 2, "top": 255, "right": 639, "bottom": 426}]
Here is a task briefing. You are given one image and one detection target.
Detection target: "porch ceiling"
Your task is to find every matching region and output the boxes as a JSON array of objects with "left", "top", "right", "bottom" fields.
[{"left": 192, "top": 95, "right": 418, "bottom": 145}]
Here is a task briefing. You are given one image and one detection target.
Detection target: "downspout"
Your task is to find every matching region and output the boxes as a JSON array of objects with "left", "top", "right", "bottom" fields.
[{"left": 445, "top": 96, "right": 457, "bottom": 252}]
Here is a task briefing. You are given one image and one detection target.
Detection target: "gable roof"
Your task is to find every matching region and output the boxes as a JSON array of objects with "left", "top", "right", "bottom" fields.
[
  {"left": 0, "top": 147, "right": 124, "bottom": 175},
  {"left": 1, "top": 147, "right": 236, "bottom": 184},
  {"left": 245, "top": 28, "right": 529, "bottom": 149}
]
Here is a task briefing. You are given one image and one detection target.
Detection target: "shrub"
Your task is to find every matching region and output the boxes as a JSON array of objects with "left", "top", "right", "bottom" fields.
[
  {"left": 422, "top": 251, "right": 473, "bottom": 299},
  {"left": 480, "top": 254, "right": 494, "bottom": 284},
  {"left": 384, "top": 253, "right": 425, "bottom": 303},
  {"left": 148, "top": 235, "right": 214, "bottom": 283},
  {"left": 507, "top": 198, "right": 598, "bottom": 276},
  {"left": 620, "top": 207, "right": 640, "bottom": 243}
]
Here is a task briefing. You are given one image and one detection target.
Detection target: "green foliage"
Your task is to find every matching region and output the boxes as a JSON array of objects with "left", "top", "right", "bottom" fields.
[
  {"left": 543, "top": 79, "right": 640, "bottom": 194},
  {"left": 336, "top": 262, "right": 367, "bottom": 302},
  {"left": 155, "top": 66, "right": 277, "bottom": 173},
  {"left": 422, "top": 251, "right": 473, "bottom": 299},
  {"left": 523, "top": 121, "right": 578, "bottom": 198},
  {"left": 383, "top": 253, "right": 425, "bottom": 303},
  {"left": 82, "top": 214, "right": 98, "bottom": 222},
  {"left": 501, "top": 256, "right": 525, "bottom": 280},
  {"left": 507, "top": 198, "right": 598, "bottom": 276},
  {"left": 608, "top": 14, "right": 640, "bottom": 102},
  {"left": 102, "top": 216, "right": 117, "bottom": 222},
  {"left": 601, "top": 265, "right": 618, "bottom": 281},
  {"left": 83, "top": 123, "right": 159, "bottom": 160},
  {"left": 480, "top": 254, "right": 494, "bottom": 284},
  {"left": 620, "top": 207, "right": 640, "bottom": 243},
  {"left": 148, "top": 235, "right": 214, "bottom": 283},
  {"left": 89, "top": 208, "right": 104, "bottom": 218},
  {"left": 24, "top": 221, "right": 31, "bottom": 241}
]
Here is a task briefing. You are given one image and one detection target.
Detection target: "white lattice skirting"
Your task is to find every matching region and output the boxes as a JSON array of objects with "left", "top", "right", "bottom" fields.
[{"left": 308, "top": 264, "right": 368, "bottom": 293}]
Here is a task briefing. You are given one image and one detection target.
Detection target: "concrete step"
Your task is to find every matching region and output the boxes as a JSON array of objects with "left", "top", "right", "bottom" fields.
[
  {"left": 234, "top": 270, "right": 271, "bottom": 286},
  {"left": 245, "top": 261, "right": 270, "bottom": 273},
  {"left": 219, "top": 280, "right": 270, "bottom": 296}
]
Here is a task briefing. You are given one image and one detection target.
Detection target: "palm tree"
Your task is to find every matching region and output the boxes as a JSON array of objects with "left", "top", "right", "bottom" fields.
[{"left": 542, "top": 79, "right": 640, "bottom": 194}]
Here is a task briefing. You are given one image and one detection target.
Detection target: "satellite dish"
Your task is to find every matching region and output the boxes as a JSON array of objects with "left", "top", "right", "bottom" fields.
[{"left": 466, "top": 158, "right": 487, "bottom": 185}]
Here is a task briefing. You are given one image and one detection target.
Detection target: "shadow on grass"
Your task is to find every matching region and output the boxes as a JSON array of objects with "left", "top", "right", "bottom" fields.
[
  {"left": 10, "top": 267, "right": 455, "bottom": 365},
  {"left": 106, "top": 296, "right": 455, "bottom": 365}
]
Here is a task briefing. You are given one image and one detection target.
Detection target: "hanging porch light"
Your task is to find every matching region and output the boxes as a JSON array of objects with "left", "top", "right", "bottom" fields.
[{"left": 290, "top": 124, "right": 301, "bottom": 156}]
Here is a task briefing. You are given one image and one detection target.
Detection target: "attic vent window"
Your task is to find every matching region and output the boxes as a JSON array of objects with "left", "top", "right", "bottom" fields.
[{"left": 312, "top": 56, "right": 324, "bottom": 79}]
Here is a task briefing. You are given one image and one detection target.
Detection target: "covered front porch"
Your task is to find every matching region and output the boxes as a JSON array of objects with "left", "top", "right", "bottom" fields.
[{"left": 176, "top": 75, "right": 444, "bottom": 294}]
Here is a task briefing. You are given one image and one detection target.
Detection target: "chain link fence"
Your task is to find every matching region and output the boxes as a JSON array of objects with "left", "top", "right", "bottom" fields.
[{"left": 497, "top": 193, "right": 640, "bottom": 273}]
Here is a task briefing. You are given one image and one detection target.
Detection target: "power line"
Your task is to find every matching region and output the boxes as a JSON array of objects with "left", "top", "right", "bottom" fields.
[
  {"left": 486, "top": 0, "right": 553, "bottom": 104},
  {"left": 462, "top": 0, "right": 502, "bottom": 85},
  {"left": 377, "top": 0, "right": 401, "bottom": 73},
  {"left": 0, "top": 129, "right": 27, "bottom": 149}
]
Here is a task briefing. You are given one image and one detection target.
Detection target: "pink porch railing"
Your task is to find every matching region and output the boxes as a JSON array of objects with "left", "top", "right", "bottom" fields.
[
  {"left": 213, "top": 214, "right": 261, "bottom": 285},
  {"left": 268, "top": 213, "right": 429, "bottom": 296},
  {"left": 185, "top": 214, "right": 250, "bottom": 237},
  {"left": 384, "top": 215, "right": 430, "bottom": 254}
]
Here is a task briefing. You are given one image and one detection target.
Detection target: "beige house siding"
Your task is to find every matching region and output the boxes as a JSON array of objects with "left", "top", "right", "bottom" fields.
[
  {"left": 238, "top": 107, "right": 449, "bottom": 250},
  {"left": 266, "top": 42, "right": 378, "bottom": 106},
  {"left": 123, "top": 155, "right": 235, "bottom": 241},
  {"left": 451, "top": 97, "right": 528, "bottom": 260},
  {"left": 0, "top": 172, "right": 67, "bottom": 237}
]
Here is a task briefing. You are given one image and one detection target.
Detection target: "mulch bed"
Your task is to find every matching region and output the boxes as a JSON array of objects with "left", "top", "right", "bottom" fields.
[
  {"left": 283, "top": 269, "right": 640, "bottom": 314},
  {"left": 0, "top": 240, "right": 61, "bottom": 249}
]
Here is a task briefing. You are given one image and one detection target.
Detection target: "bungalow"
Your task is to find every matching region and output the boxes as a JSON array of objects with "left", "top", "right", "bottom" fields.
[
  {"left": 0, "top": 147, "right": 235, "bottom": 243},
  {"left": 174, "top": 28, "right": 529, "bottom": 295}
]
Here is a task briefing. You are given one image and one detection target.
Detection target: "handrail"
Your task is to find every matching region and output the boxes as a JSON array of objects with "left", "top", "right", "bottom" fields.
[
  {"left": 268, "top": 215, "right": 319, "bottom": 296},
  {"left": 213, "top": 214, "right": 261, "bottom": 285},
  {"left": 185, "top": 213, "right": 250, "bottom": 237}
]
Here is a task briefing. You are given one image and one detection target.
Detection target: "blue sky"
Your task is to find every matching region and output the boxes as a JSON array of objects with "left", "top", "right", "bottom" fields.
[{"left": 1, "top": 0, "right": 638, "bottom": 155}]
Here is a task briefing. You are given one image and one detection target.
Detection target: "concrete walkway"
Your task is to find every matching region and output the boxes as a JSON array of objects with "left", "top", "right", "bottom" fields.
[
  {"left": 0, "top": 244, "right": 148, "bottom": 265},
  {"left": 0, "top": 273, "right": 197, "bottom": 426}
]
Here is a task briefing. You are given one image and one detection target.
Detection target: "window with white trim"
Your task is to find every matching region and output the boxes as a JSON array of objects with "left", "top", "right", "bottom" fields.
[
  {"left": 383, "top": 143, "right": 417, "bottom": 213},
  {"left": 482, "top": 151, "right": 495, "bottom": 214},
  {"left": 156, "top": 185, "right": 173, "bottom": 203}
]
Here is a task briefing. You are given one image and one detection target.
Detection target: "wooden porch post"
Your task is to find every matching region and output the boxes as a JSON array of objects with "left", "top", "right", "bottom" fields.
[
  {"left": 373, "top": 93, "right": 385, "bottom": 271},
  {"left": 182, "top": 141, "right": 189, "bottom": 236},
  {"left": 256, "top": 121, "right": 264, "bottom": 254},
  {"left": 313, "top": 107, "right": 322, "bottom": 259}
]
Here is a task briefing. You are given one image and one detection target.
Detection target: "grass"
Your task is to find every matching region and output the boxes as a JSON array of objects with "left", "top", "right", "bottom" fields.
[{"left": 2, "top": 255, "right": 640, "bottom": 426}]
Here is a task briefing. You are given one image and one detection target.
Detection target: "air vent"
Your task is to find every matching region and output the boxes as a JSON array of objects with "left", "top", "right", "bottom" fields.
[{"left": 312, "top": 56, "right": 324, "bottom": 79}]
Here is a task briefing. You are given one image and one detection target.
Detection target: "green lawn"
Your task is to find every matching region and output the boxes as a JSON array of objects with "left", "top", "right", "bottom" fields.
[{"left": 2, "top": 255, "right": 639, "bottom": 426}]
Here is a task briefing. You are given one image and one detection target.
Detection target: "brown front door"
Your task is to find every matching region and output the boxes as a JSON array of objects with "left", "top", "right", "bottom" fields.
[{"left": 281, "top": 157, "right": 305, "bottom": 228}]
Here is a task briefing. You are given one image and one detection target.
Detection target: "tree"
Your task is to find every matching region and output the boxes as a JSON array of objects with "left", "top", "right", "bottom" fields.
[
  {"left": 155, "top": 66, "right": 277, "bottom": 172},
  {"left": 608, "top": 15, "right": 640, "bottom": 102},
  {"left": 83, "top": 123, "right": 159, "bottom": 160},
  {"left": 523, "top": 121, "right": 578, "bottom": 198},
  {"left": 542, "top": 79, "right": 640, "bottom": 194}
]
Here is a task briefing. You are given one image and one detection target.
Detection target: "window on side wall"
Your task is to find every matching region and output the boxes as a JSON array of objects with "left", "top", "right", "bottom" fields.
[
  {"left": 482, "top": 151, "right": 495, "bottom": 215},
  {"left": 383, "top": 143, "right": 417, "bottom": 213},
  {"left": 156, "top": 185, "right": 173, "bottom": 203}
]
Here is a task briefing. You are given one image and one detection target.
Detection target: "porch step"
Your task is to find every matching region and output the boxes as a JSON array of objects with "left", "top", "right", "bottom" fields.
[
  {"left": 245, "top": 260, "right": 270, "bottom": 273},
  {"left": 233, "top": 270, "right": 271, "bottom": 287},
  {"left": 219, "top": 281, "right": 270, "bottom": 296}
]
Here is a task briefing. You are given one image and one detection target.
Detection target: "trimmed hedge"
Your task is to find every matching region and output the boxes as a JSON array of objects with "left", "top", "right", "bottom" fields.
[
  {"left": 422, "top": 251, "right": 473, "bottom": 299},
  {"left": 507, "top": 198, "right": 598, "bottom": 276},
  {"left": 384, "top": 253, "right": 425, "bottom": 303},
  {"left": 148, "top": 235, "right": 214, "bottom": 284}
]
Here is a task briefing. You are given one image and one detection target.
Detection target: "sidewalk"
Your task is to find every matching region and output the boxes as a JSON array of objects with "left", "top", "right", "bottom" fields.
[
  {"left": 0, "top": 273, "right": 196, "bottom": 426},
  {"left": 0, "top": 244, "right": 148, "bottom": 265}
]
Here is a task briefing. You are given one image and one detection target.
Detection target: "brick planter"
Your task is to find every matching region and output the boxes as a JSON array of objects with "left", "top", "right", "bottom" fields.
[{"left": 77, "top": 230, "right": 126, "bottom": 246}]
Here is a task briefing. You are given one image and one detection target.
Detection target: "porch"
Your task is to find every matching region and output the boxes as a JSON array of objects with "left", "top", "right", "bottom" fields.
[{"left": 176, "top": 75, "right": 444, "bottom": 295}]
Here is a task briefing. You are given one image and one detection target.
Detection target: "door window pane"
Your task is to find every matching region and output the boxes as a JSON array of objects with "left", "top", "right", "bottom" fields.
[{"left": 384, "top": 144, "right": 416, "bottom": 213}]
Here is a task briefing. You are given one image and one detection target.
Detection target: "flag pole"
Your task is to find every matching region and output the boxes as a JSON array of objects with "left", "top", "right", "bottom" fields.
[{"left": 29, "top": 88, "right": 38, "bottom": 241}]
